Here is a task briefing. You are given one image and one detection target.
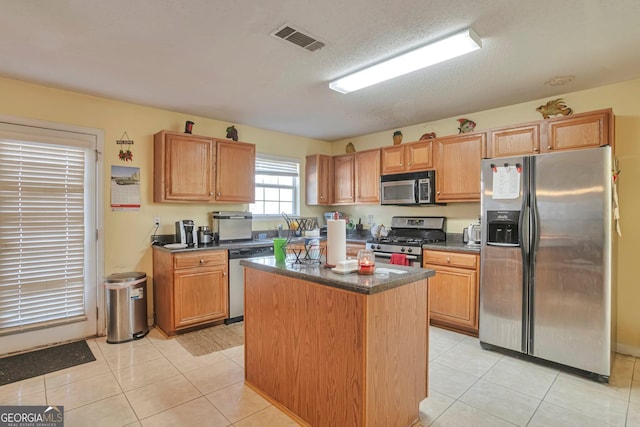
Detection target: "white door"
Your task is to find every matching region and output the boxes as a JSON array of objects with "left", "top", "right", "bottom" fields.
[{"left": 0, "top": 117, "right": 103, "bottom": 354}]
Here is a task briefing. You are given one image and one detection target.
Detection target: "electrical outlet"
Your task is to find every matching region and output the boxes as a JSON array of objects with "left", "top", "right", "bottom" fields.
[{"left": 153, "top": 216, "right": 160, "bottom": 227}]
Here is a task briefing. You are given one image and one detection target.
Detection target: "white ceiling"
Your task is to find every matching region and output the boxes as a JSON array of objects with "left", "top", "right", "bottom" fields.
[{"left": 2, "top": 1, "right": 640, "bottom": 141}]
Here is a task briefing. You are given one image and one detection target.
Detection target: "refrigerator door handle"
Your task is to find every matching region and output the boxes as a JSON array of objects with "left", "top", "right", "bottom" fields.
[
  {"left": 527, "top": 156, "right": 541, "bottom": 354},
  {"left": 518, "top": 157, "right": 530, "bottom": 354}
]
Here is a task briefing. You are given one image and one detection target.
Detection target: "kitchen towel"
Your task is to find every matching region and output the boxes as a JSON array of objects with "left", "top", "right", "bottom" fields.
[
  {"left": 326, "top": 219, "right": 346, "bottom": 267},
  {"left": 390, "top": 253, "right": 410, "bottom": 266}
]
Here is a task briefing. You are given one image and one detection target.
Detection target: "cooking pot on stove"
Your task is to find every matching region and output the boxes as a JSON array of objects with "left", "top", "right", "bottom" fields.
[{"left": 370, "top": 224, "right": 387, "bottom": 239}]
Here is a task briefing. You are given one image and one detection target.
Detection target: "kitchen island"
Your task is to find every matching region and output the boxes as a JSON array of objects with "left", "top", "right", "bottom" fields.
[{"left": 240, "top": 258, "right": 434, "bottom": 427}]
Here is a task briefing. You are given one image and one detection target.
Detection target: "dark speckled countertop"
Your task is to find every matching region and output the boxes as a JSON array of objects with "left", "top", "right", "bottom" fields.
[
  {"left": 240, "top": 257, "right": 434, "bottom": 295},
  {"left": 422, "top": 241, "right": 481, "bottom": 254}
]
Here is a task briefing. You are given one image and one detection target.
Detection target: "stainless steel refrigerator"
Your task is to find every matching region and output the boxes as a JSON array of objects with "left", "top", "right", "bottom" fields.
[{"left": 479, "top": 146, "right": 615, "bottom": 381}]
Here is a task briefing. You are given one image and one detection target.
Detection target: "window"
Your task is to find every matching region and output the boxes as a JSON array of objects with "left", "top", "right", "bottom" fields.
[
  {"left": 0, "top": 120, "right": 99, "bottom": 342},
  {"left": 250, "top": 154, "right": 300, "bottom": 217}
]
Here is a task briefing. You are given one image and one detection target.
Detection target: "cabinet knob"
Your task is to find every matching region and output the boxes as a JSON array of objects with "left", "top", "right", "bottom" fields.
[
  {"left": 199, "top": 259, "right": 205, "bottom": 264},
  {"left": 436, "top": 191, "right": 440, "bottom": 195},
  {"left": 447, "top": 257, "right": 451, "bottom": 263},
  {"left": 223, "top": 272, "right": 227, "bottom": 276},
  {"left": 533, "top": 148, "right": 538, "bottom": 152},
  {"left": 216, "top": 192, "right": 221, "bottom": 196},
  {"left": 408, "top": 162, "right": 412, "bottom": 166},
  {"left": 547, "top": 146, "right": 552, "bottom": 150},
  {"left": 320, "top": 196, "right": 324, "bottom": 200},
  {"left": 209, "top": 192, "right": 214, "bottom": 196}
]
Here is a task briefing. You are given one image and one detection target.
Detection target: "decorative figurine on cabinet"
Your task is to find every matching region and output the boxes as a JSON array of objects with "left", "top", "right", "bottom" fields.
[
  {"left": 345, "top": 142, "right": 356, "bottom": 153},
  {"left": 392, "top": 130, "right": 403, "bottom": 145},
  {"left": 457, "top": 118, "right": 476, "bottom": 134},
  {"left": 226, "top": 125, "right": 238, "bottom": 141},
  {"left": 536, "top": 98, "right": 573, "bottom": 119},
  {"left": 420, "top": 132, "right": 436, "bottom": 140}
]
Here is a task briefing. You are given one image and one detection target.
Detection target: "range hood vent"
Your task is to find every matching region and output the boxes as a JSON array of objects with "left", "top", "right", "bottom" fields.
[{"left": 272, "top": 24, "right": 325, "bottom": 52}]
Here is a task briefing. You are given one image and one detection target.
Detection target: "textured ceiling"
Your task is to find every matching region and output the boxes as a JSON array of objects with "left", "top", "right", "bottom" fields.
[{"left": 1, "top": 0, "right": 640, "bottom": 141}]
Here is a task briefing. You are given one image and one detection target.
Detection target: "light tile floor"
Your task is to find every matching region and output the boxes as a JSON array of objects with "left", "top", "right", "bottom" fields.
[
  {"left": 424, "top": 327, "right": 640, "bottom": 427},
  {"left": 1, "top": 326, "right": 639, "bottom": 426}
]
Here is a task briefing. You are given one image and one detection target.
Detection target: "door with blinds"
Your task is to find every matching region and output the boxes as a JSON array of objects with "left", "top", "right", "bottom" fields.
[{"left": 0, "top": 119, "right": 102, "bottom": 354}]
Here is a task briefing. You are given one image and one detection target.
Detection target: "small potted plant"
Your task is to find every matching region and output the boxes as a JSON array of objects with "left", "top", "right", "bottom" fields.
[{"left": 392, "top": 130, "right": 403, "bottom": 145}]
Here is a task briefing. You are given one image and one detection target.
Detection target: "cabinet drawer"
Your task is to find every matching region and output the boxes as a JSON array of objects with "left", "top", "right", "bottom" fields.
[
  {"left": 423, "top": 250, "right": 477, "bottom": 269},
  {"left": 174, "top": 251, "right": 227, "bottom": 269}
]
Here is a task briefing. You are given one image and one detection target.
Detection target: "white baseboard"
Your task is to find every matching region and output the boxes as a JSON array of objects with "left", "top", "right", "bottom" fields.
[{"left": 616, "top": 342, "right": 640, "bottom": 357}]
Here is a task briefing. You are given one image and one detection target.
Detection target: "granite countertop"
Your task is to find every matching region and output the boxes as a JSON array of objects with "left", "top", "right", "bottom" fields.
[
  {"left": 422, "top": 241, "right": 481, "bottom": 254},
  {"left": 240, "top": 257, "right": 435, "bottom": 295},
  {"left": 152, "top": 239, "right": 276, "bottom": 253}
]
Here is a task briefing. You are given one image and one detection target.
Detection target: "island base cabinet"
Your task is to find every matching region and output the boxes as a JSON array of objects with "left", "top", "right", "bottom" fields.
[{"left": 244, "top": 269, "right": 428, "bottom": 427}]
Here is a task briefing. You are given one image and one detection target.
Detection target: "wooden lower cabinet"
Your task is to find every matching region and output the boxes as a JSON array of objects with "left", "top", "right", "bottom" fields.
[
  {"left": 423, "top": 249, "right": 479, "bottom": 336},
  {"left": 346, "top": 242, "right": 365, "bottom": 258},
  {"left": 153, "top": 248, "right": 228, "bottom": 335}
]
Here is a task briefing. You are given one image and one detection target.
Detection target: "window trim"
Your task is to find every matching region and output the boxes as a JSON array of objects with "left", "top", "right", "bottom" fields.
[{"left": 251, "top": 153, "right": 300, "bottom": 219}]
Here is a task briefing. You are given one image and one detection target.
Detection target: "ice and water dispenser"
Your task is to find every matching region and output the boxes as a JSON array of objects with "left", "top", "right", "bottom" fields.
[{"left": 486, "top": 211, "right": 520, "bottom": 246}]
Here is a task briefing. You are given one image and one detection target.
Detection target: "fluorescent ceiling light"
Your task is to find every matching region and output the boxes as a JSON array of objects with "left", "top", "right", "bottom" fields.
[{"left": 329, "top": 27, "right": 482, "bottom": 94}]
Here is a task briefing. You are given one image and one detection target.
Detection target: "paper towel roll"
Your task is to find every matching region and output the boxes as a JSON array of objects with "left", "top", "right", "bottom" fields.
[{"left": 327, "top": 219, "right": 346, "bottom": 267}]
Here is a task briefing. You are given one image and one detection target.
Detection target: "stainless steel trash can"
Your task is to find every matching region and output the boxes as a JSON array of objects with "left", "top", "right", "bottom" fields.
[{"left": 105, "top": 272, "right": 149, "bottom": 344}]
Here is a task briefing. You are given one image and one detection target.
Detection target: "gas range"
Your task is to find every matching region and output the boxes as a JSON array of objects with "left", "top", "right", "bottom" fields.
[{"left": 366, "top": 216, "right": 446, "bottom": 266}]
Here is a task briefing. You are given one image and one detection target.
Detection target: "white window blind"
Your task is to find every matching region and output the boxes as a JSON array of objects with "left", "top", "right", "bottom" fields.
[
  {"left": 250, "top": 154, "right": 300, "bottom": 216},
  {"left": 0, "top": 139, "right": 87, "bottom": 334}
]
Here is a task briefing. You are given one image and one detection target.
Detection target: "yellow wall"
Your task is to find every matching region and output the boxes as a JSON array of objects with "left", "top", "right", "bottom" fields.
[
  {"left": 0, "top": 76, "right": 330, "bottom": 330},
  {"left": 332, "top": 78, "right": 640, "bottom": 354},
  {"left": 1, "top": 76, "right": 639, "bottom": 354}
]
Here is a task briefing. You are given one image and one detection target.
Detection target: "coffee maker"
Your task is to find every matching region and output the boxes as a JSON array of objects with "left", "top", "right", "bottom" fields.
[{"left": 175, "top": 220, "right": 197, "bottom": 247}]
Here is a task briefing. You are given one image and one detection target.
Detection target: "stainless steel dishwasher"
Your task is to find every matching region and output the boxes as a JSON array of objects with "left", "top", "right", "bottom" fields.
[{"left": 227, "top": 244, "right": 274, "bottom": 324}]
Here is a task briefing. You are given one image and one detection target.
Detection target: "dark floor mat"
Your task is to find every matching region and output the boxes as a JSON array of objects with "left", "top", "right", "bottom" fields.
[{"left": 0, "top": 340, "right": 96, "bottom": 386}]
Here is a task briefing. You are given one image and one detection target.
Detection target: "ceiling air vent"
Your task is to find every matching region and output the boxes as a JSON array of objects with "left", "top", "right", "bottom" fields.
[{"left": 272, "top": 24, "right": 325, "bottom": 52}]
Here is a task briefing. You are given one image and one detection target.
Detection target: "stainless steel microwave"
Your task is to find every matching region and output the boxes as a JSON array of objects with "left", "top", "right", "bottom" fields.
[{"left": 380, "top": 171, "right": 436, "bottom": 205}]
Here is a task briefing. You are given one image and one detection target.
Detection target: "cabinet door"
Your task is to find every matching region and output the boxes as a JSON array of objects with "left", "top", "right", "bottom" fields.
[
  {"left": 406, "top": 140, "right": 433, "bottom": 171},
  {"left": 381, "top": 145, "right": 406, "bottom": 175},
  {"left": 174, "top": 267, "right": 228, "bottom": 328},
  {"left": 306, "top": 154, "right": 333, "bottom": 205},
  {"left": 488, "top": 124, "right": 540, "bottom": 158},
  {"left": 154, "top": 132, "right": 215, "bottom": 202},
  {"left": 434, "top": 133, "right": 485, "bottom": 202},
  {"left": 215, "top": 140, "right": 255, "bottom": 202},
  {"left": 333, "top": 154, "right": 355, "bottom": 204},
  {"left": 346, "top": 242, "right": 365, "bottom": 258},
  {"left": 424, "top": 264, "right": 478, "bottom": 334},
  {"left": 355, "top": 149, "right": 380, "bottom": 203},
  {"left": 544, "top": 110, "right": 612, "bottom": 153}
]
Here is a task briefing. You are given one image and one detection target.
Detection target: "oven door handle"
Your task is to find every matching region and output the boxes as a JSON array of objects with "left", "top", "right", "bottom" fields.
[{"left": 373, "top": 251, "right": 418, "bottom": 260}]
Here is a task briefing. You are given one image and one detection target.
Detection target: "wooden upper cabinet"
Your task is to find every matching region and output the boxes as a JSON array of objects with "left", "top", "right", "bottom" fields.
[
  {"left": 154, "top": 131, "right": 215, "bottom": 202},
  {"left": 215, "top": 140, "right": 255, "bottom": 203},
  {"left": 355, "top": 148, "right": 381, "bottom": 204},
  {"left": 488, "top": 124, "right": 541, "bottom": 158},
  {"left": 485, "top": 109, "right": 614, "bottom": 158},
  {"left": 434, "top": 132, "right": 486, "bottom": 203},
  {"left": 381, "top": 140, "right": 433, "bottom": 175},
  {"left": 305, "top": 154, "right": 333, "bottom": 205},
  {"left": 333, "top": 154, "right": 355, "bottom": 204},
  {"left": 154, "top": 131, "right": 255, "bottom": 203},
  {"left": 544, "top": 108, "right": 613, "bottom": 153}
]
